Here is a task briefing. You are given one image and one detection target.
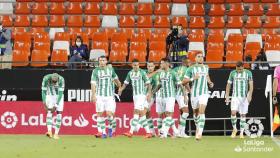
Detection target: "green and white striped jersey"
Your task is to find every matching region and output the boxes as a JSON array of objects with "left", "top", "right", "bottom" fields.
[
  {"left": 124, "top": 69, "right": 150, "bottom": 96},
  {"left": 158, "top": 69, "right": 181, "bottom": 98},
  {"left": 227, "top": 69, "right": 253, "bottom": 97},
  {"left": 41, "top": 74, "right": 65, "bottom": 96},
  {"left": 173, "top": 66, "right": 188, "bottom": 96},
  {"left": 91, "top": 66, "right": 118, "bottom": 97},
  {"left": 185, "top": 64, "right": 209, "bottom": 97},
  {"left": 145, "top": 70, "right": 159, "bottom": 97}
]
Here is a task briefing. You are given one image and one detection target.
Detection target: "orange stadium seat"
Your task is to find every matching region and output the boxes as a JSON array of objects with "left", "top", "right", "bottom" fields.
[
  {"left": 188, "top": 29, "right": 205, "bottom": 42},
  {"left": 137, "top": 3, "right": 153, "bottom": 15},
  {"left": 30, "top": 50, "right": 49, "bottom": 67},
  {"left": 208, "top": 16, "right": 225, "bottom": 28},
  {"left": 119, "top": 28, "right": 135, "bottom": 40},
  {"left": 263, "top": 16, "right": 280, "bottom": 28},
  {"left": 12, "top": 50, "right": 29, "bottom": 67},
  {"left": 154, "top": 16, "right": 170, "bottom": 28},
  {"left": 109, "top": 49, "right": 127, "bottom": 66},
  {"left": 0, "top": 15, "right": 12, "bottom": 27},
  {"left": 150, "top": 41, "right": 166, "bottom": 51},
  {"left": 227, "top": 34, "right": 243, "bottom": 43},
  {"left": 228, "top": 3, "right": 244, "bottom": 16},
  {"left": 137, "top": 16, "right": 153, "bottom": 28},
  {"left": 31, "top": 15, "right": 48, "bottom": 27},
  {"left": 148, "top": 50, "right": 166, "bottom": 63},
  {"left": 189, "top": 16, "right": 205, "bottom": 29},
  {"left": 261, "top": 0, "right": 278, "bottom": 2},
  {"left": 243, "top": 0, "right": 259, "bottom": 2},
  {"left": 150, "top": 32, "right": 166, "bottom": 42},
  {"left": 54, "top": 32, "right": 70, "bottom": 41},
  {"left": 138, "top": 29, "right": 152, "bottom": 41},
  {"left": 67, "top": 27, "right": 83, "bottom": 35},
  {"left": 208, "top": 29, "right": 224, "bottom": 36},
  {"left": 119, "top": 16, "right": 135, "bottom": 28},
  {"left": 189, "top": 0, "right": 206, "bottom": 2},
  {"left": 242, "top": 28, "right": 261, "bottom": 39},
  {"left": 154, "top": 28, "right": 170, "bottom": 38},
  {"left": 66, "top": 2, "right": 83, "bottom": 14},
  {"left": 225, "top": 50, "right": 243, "bottom": 67},
  {"left": 49, "top": 2, "right": 65, "bottom": 15},
  {"left": 244, "top": 42, "right": 261, "bottom": 61},
  {"left": 32, "top": 2, "right": 48, "bottom": 15},
  {"left": 206, "top": 50, "right": 223, "bottom": 68},
  {"left": 266, "top": 3, "right": 280, "bottom": 16},
  {"left": 30, "top": 27, "right": 46, "bottom": 36},
  {"left": 208, "top": 0, "right": 225, "bottom": 3},
  {"left": 103, "top": 28, "right": 118, "bottom": 40},
  {"left": 262, "top": 28, "right": 279, "bottom": 36},
  {"left": 15, "top": 2, "right": 30, "bottom": 14},
  {"left": 189, "top": 3, "right": 205, "bottom": 16},
  {"left": 208, "top": 4, "right": 225, "bottom": 16},
  {"left": 34, "top": 32, "right": 50, "bottom": 43},
  {"left": 172, "top": 0, "right": 188, "bottom": 2},
  {"left": 14, "top": 15, "right": 30, "bottom": 27},
  {"left": 172, "top": 16, "right": 187, "bottom": 28},
  {"left": 111, "top": 42, "right": 128, "bottom": 57},
  {"left": 33, "top": 43, "right": 51, "bottom": 57},
  {"left": 226, "top": 16, "right": 243, "bottom": 28},
  {"left": 84, "top": 2, "right": 100, "bottom": 15},
  {"left": 84, "top": 15, "right": 100, "bottom": 27},
  {"left": 154, "top": 3, "right": 170, "bottom": 15},
  {"left": 49, "top": 15, "right": 65, "bottom": 27},
  {"left": 67, "top": 15, "right": 83, "bottom": 27},
  {"left": 131, "top": 32, "right": 147, "bottom": 43},
  {"left": 51, "top": 50, "right": 68, "bottom": 67},
  {"left": 225, "top": 0, "right": 241, "bottom": 2},
  {"left": 119, "top": 3, "right": 135, "bottom": 15},
  {"left": 247, "top": 3, "right": 264, "bottom": 16},
  {"left": 84, "top": 28, "right": 100, "bottom": 38},
  {"left": 245, "top": 16, "right": 262, "bottom": 28},
  {"left": 92, "top": 32, "right": 108, "bottom": 42},
  {"left": 120, "top": 0, "right": 137, "bottom": 2},
  {"left": 102, "top": 3, "right": 118, "bottom": 15},
  {"left": 92, "top": 42, "right": 109, "bottom": 56}
]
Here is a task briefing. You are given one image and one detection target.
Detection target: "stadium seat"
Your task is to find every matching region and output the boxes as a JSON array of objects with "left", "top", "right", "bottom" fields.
[
  {"left": 138, "top": 0, "right": 154, "bottom": 2},
  {"left": 0, "top": 3, "right": 13, "bottom": 14},
  {"left": 206, "top": 50, "right": 223, "bottom": 68},
  {"left": 131, "top": 33, "right": 147, "bottom": 43},
  {"left": 109, "top": 49, "right": 127, "bottom": 66},
  {"left": 150, "top": 32, "right": 166, "bottom": 42},
  {"left": 242, "top": 28, "right": 261, "bottom": 39},
  {"left": 51, "top": 49, "right": 68, "bottom": 67},
  {"left": 119, "top": 16, "right": 135, "bottom": 28},
  {"left": 149, "top": 50, "right": 166, "bottom": 63},
  {"left": 84, "top": 15, "right": 100, "bottom": 27},
  {"left": 92, "top": 42, "right": 109, "bottom": 56},
  {"left": 226, "top": 16, "right": 243, "bottom": 28},
  {"left": 92, "top": 32, "right": 108, "bottom": 42},
  {"left": 208, "top": 0, "right": 224, "bottom": 3},
  {"left": 12, "top": 27, "right": 27, "bottom": 37},
  {"left": 171, "top": 4, "right": 188, "bottom": 16},
  {"left": 243, "top": 0, "right": 259, "bottom": 2},
  {"left": 172, "top": 0, "right": 188, "bottom": 2},
  {"left": 189, "top": 42, "right": 205, "bottom": 56},
  {"left": 67, "top": 15, "right": 83, "bottom": 27},
  {"left": 103, "top": 28, "right": 118, "bottom": 40},
  {"left": 172, "top": 16, "right": 187, "bottom": 28},
  {"left": 225, "top": 50, "right": 243, "bottom": 67},
  {"left": 32, "top": 2, "right": 48, "bottom": 14},
  {"left": 31, "top": 15, "right": 48, "bottom": 27},
  {"left": 84, "top": 2, "right": 100, "bottom": 14},
  {"left": 102, "top": 16, "right": 118, "bottom": 28},
  {"left": 0, "top": 15, "right": 13, "bottom": 27},
  {"left": 33, "top": 42, "right": 51, "bottom": 57},
  {"left": 137, "top": 16, "right": 153, "bottom": 28},
  {"left": 225, "top": 0, "right": 241, "bottom": 2},
  {"left": 244, "top": 42, "right": 261, "bottom": 61},
  {"left": 224, "top": 29, "right": 241, "bottom": 41},
  {"left": 154, "top": 16, "right": 170, "bottom": 28},
  {"left": 189, "top": 3, "right": 205, "bottom": 16},
  {"left": 53, "top": 41, "right": 70, "bottom": 56},
  {"left": 138, "top": 29, "right": 152, "bottom": 41},
  {"left": 14, "top": 15, "right": 30, "bottom": 27},
  {"left": 120, "top": 0, "right": 137, "bottom": 2},
  {"left": 149, "top": 41, "right": 166, "bottom": 51},
  {"left": 208, "top": 16, "right": 225, "bottom": 28},
  {"left": 228, "top": 34, "right": 243, "bottom": 43},
  {"left": 247, "top": 3, "right": 264, "bottom": 16},
  {"left": 49, "top": 28, "right": 65, "bottom": 40},
  {"left": 12, "top": 50, "right": 29, "bottom": 67},
  {"left": 263, "top": 16, "right": 280, "bottom": 28},
  {"left": 154, "top": 3, "right": 170, "bottom": 15},
  {"left": 119, "top": 28, "right": 135, "bottom": 40},
  {"left": 30, "top": 50, "right": 49, "bottom": 67},
  {"left": 266, "top": 3, "right": 280, "bottom": 16},
  {"left": 228, "top": 3, "right": 244, "bottom": 16},
  {"left": 245, "top": 16, "right": 262, "bottom": 28},
  {"left": 261, "top": 0, "right": 278, "bottom": 2},
  {"left": 189, "top": 16, "right": 205, "bottom": 29},
  {"left": 49, "top": 15, "right": 65, "bottom": 27},
  {"left": 154, "top": 28, "right": 170, "bottom": 38},
  {"left": 137, "top": 3, "right": 153, "bottom": 15},
  {"left": 84, "top": 28, "right": 100, "bottom": 38},
  {"left": 111, "top": 42, "right": 128, "bottom": 57},
  {"left": 188, "top": 29, "right": 205, "bottom": 42},
  {"left": 54, "top": 32, "right": 70, "bottom": 42},
  {"left": 119, "top": 3, "right": 135, "bottom": 15},
  {"left": 111, "top": 32, "right": 128, "bottom": 43},
  {"left": 15, "top": 2, "right": 30, "bottom": 14},
  {"left": 30, "top": 27, "right": 46, "bottom": 37},
  {"left": 262, "top": 28, "right": 279, "bottom": 36},
  {"left": 208, "top": 29, "right": 224, "bottom": 37},
  {"left": 129, "top": 50, "right": 146, "bottom": 66},
  {"left": 208, "top": 34, "right": 224, "bottom": 44},
  {"left": 66, "top": 2, "right": 83, "bottom": 14},
  {"left": 49, "top": 3, "right": 65, "bottom": 15},
  {"left": 34, "top": 32, "right": 50, "bottom": 43},
  {"left": 246, "top": 34, "right": 262, "bottom": 48},
  {"left": 189, "top": 0, "right": 205, "bottom": 2},
  {"left": 67, "top": 27, "right": 83, "bottom": 35},
  {"left": 208, "top": 4, "right": 225, "bottom": 16},
  {"left": 102, "top": 3, "right": 118, "bottom": 15},
  {"left": 13, "top": 42, "right": 31, "bottom": 54},
  {"left": 264, "top": 43, "right": 280, "bottom": 51}
]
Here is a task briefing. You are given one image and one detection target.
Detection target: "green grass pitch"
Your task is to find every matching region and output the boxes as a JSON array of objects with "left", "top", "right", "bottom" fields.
[{"left": 0, "top": 135, "right": 279, "bottom": 158}]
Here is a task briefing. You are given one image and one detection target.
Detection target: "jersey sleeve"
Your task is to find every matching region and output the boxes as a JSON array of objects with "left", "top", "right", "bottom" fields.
[
  {"left": 90, "top": 69, "right": 98, "bottom": 85},
  {"left": 111, "top": 67, "right": 118, "bottom": 80},
  {"left": 124, "top": 71, "right": 131, "bottom": 85},
  {"left": 58, "top": 77, "right": 65, "bottom": 91},
  {"left": 227, "top": 71, "right": 234, "bottom": 84},
  {"left": 184, "top": 67, "right": 192, "bottom": 79},
  {"left": 41, "top": 76, "right": 48, "bottom": 103},
  {"left": 173, "top": 71, "right": 181, "bottom": 85},
  {"left": 247, "top": 70, "right": 253, "bottom": 81},
  {"left": 274, "top": 66, "right": 279, "bottom": 79},
  {"left": 142, "top": 70, "right": 150, "bottom": 84}
]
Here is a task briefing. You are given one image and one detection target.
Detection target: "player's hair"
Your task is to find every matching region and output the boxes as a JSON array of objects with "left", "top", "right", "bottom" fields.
[
  {"left": 161, "top": 58, "right": 170, "bottom": 63},
  {"left": 147, "top": 61, "right": 155, "bottom": 65},
  {"left": 195, "top": 51, "right": 203, "bottom": 57},
  {"left": 98, "top": 55, "right": 107, "bottom": 61},
  {"left": 132, "top": 59, "right": 139, "bottom": 63},
  {"left": 236, "top": 61, "right": 244, "bottom": 67}
]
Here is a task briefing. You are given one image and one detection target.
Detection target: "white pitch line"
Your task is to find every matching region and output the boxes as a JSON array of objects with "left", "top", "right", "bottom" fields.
[{"left": 272, "top": 137, "right": 280, "bottom": 148}]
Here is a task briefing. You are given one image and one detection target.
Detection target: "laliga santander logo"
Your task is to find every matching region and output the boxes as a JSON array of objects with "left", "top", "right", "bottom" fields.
[
  {"left": 244, "top": 118, "right": 264, "bottom": 138},
  {"left": 74, "top": 114, "right": 89, "bottom": 127},
  {"left": 1, "top": 112, "right": 18, "bottom": 129}
]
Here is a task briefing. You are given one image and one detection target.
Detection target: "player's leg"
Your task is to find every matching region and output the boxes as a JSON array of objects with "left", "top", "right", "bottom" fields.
[
  {"left": 146, "top": 110, "right": 156, "bottom": 136},
  {"left": 196, "top": 95, "right": 209, "bottom": 140},
  {"left": 156, "top": 97, "right": 164, "bottom": 135},
  {"left": 53, "top": 96, "right": 64, "bottom": 140},
  {"left": 191, "top": 96, "right": 199, "bottom": 135},
  {"left": 176, "top": 95, "right": 190, "bottom": 138},
  {"left": 95, "top": 97, "right": 106, "bottom": 138},
  {"left": 138, "top": 96, "right": 152, "bottom": 138},
  {"left": 161, "top": 98, "right": 177, "bottom": 138},
  {"left": 124, "top": 96, "right": 141, "bottom": 137},
  {"left": 230, "top": 97, "right": 238, "bottom": 138},
  {"left": 45, "top": 95, "right": 55, "bottom": 138},
  {"left": 239, "top": 98, "right": 249, "bottom": 139},
  {"left": 105, "top": 97, "right": 117, "bottom": 138}
]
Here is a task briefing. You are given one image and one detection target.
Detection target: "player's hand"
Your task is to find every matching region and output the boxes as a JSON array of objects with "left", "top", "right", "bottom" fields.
[
  {"left": 146, "top": 93, "right": 152, "bottom": 102},
  {"left": 193, "top": 73, "right": 200, "bottom": 80},
  {"left": 51, "top": 106, "right": 57, "bottom": 113},
  {"left": 273, "top": 96, "right": 278, "bottom": 105},
  {"left": 43, "top": 102, "right": 48, "bottom": 111},
  {"left": 91, "top": 95, "right": 97, "bottom": 103},
  {"left": 118, "top": 88, "right": 123, "bottom": 96},
  {"left": 247, "top": 95, "right": 252, "bottom": 104},
  {"left": 225, "top": 97, "right": 230, "bottom": 105},
  {"left": 208, "top": 82, "right": 214, "bottom": 88},
  {"left": 184, "top": 96, "right": 188, "bottom": 105}
]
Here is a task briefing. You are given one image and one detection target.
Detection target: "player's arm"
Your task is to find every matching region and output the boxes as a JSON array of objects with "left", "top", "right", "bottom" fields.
[
  {"left": 153, "top": 83, "right": 161, "bottom": 95},
  {"left": 225, "top": 72, "right": 233, "bottom": 104},
  {"left": 41, "top": 76, "right": 48, "bottom": 109},
  {"left": 118, "top": 72, "right": 130, "bottom": 96},
  {"left": 273, "top": 68, "right": 279, "bottom": 104},
  {"left": 207, "top": 74, "right": 214, "bottom": 88},
  {"left": 185, "top": 83, "right": 191, "bottom": 93},
  {"left": 247, "top": 74, "right": 254, "bottom": 103},
  {"left": 56, "top": 77, "right": 65, "bottom": 105},
  {"left": 112, "top": 68, "right": 122, "bottom": 89},
  {"left": 90, "top": 69, "right": 97, "bottom": 102}
]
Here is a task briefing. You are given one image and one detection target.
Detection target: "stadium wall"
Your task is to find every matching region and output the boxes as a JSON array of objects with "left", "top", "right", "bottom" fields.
[{"left": 0, "top": 69, "right": 278, "bottom": 135}]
